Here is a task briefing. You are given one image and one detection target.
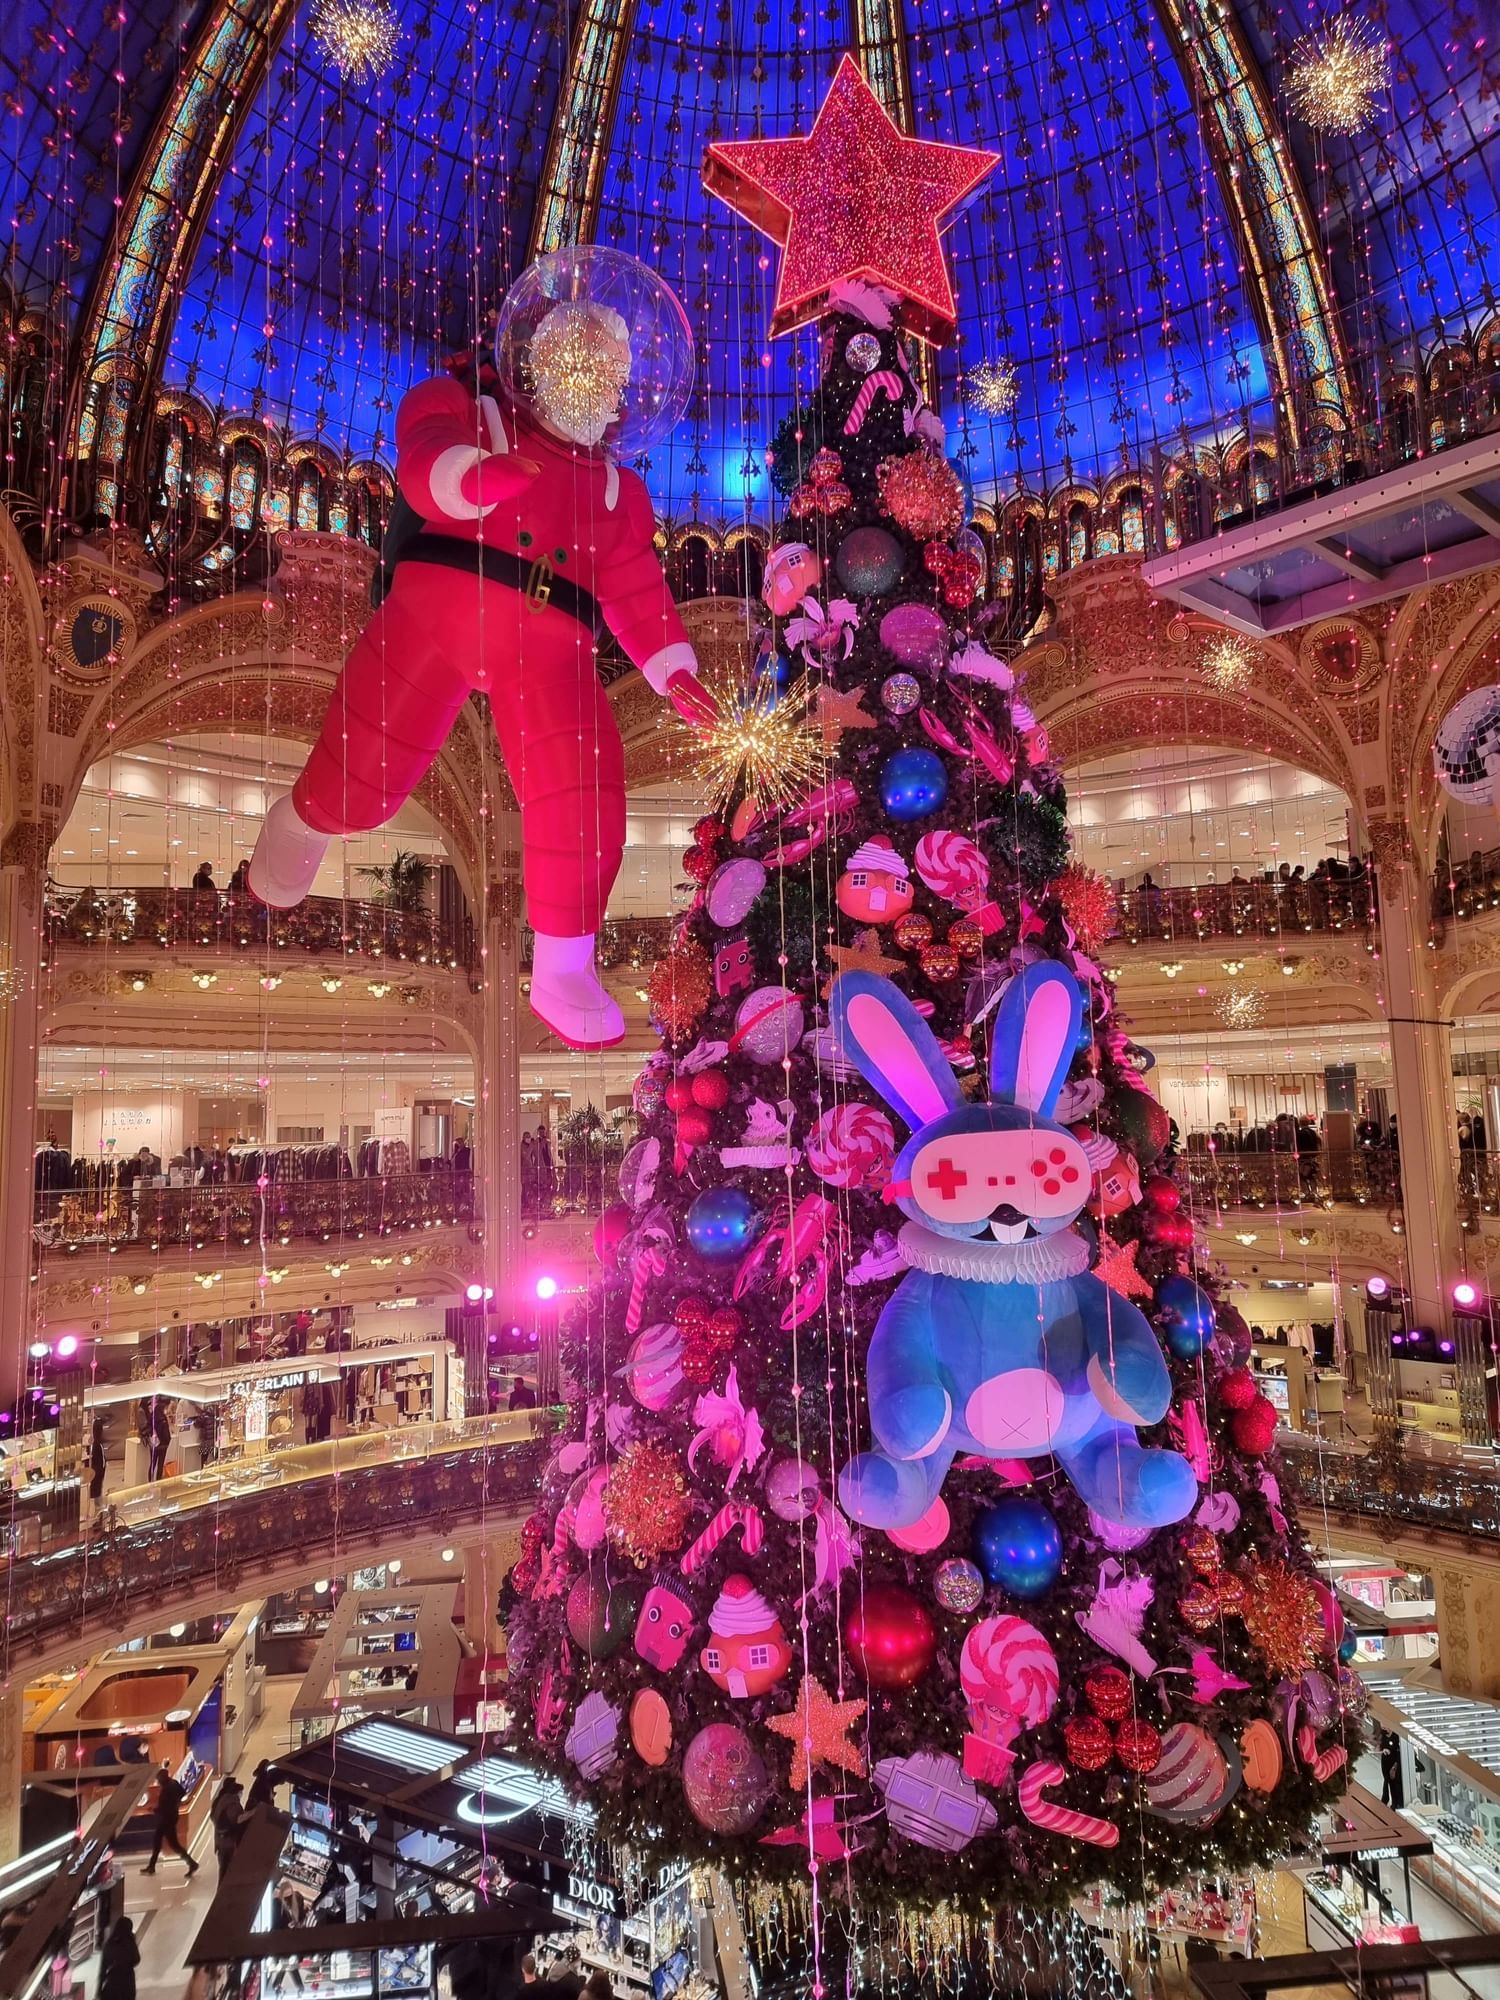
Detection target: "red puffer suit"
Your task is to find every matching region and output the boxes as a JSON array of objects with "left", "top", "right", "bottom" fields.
[{"left": 292, "top": 375, "right": 696, "bottom": 939}]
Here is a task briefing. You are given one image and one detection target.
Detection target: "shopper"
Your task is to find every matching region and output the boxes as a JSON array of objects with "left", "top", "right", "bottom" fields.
[
  {"left": 87, "top": 1413, "right": 106, "bottom": 1505},
  {"left": 1379, "top": 1729, "right": 1405, "bottom": 1809},
  {"left": 99, "top": 1917, "right": 140, "bottom": 2000},
  {"left": 191, "top": 861, "right": 216, "bottom": 891},
  {"left": 144, "top": 1759, "right": 198, "bottom": 1876},
  {"left": 229, "top": 859, "right": 251, "bottom": 893},
  {"left": 148, "top": 1397, "right": 172, "bottom": 1483},
  {"left": 582, "top": 1975, "right": 613, "bottom": 2000},
  {"left": 244, "top": 1759, "right": 277, "bottom": 1812},
  {"left": 507, "top": 1375, "right": 537, "bottom": 1411},
  {"left": 211, "top": 1774, "right": 246, "bottom": 1878}
]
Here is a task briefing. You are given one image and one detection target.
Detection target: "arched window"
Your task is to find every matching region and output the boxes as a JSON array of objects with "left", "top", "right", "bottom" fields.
[
  {"left": 228, "top": 441, "right": 264, "bottom": 532},
  {"left": 1067, "top": 503, "right": 1091, "bottom": 568},
  {"left": 676, "top": 534, "right": 713, "bottom": 600},
  {"left": 294, "top": 462, "right": 325, "bottom": 532},
  {"left": 1120, "top": 489, "right": 1145, "bottom": 555}
]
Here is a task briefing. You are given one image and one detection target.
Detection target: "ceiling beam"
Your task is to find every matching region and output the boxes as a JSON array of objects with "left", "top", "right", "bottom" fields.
[
  {"left": 1152, "top": 0, "right": 1353, "bottom": 448},
  {"left": 66, "top": 0, "right": 297, "bottom": 478},
  {"left": 528, "top": 0, "right": 641, "bottom": 259}
]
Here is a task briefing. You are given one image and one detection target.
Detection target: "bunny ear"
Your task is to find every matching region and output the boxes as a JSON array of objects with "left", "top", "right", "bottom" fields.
[
  {"left": 990, "top": 964, "right": 1082, "bottom": 1118},
  {"left": 830, "top": 973, "right": 962, "bottom": 1132}
]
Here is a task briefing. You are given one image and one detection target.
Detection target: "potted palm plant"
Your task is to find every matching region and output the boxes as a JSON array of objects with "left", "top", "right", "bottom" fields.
[{"left": 357, "top": 849, "right": 432, "bottom": 913}]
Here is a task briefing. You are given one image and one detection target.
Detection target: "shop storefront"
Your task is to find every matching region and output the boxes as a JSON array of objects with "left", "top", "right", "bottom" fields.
[
  {"left": 1303, "top": 1784, "right": 1428, "bottom": 1948},
  {"left": 1368, "top": 1673, "right": 1500, "bottom": 1933}
]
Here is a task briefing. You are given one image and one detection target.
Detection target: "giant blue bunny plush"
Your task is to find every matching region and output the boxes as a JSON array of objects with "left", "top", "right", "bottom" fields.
[{"left": 830, "top": 964, "right": 1198, "bottom": 1538}]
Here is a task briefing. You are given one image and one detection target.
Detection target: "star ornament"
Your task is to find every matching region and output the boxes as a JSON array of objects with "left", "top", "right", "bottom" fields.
[
  {"left": 702, "top": 57, "right": 999, "bottom": 344},
  {"left": 766, "top": 1673, "right": 867, "bottom": 1789}
]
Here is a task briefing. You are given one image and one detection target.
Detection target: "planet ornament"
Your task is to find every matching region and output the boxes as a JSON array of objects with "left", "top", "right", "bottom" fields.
[
  {"left": 681, "top": 1722, "right": 772, "bottom": 1834},
  {"left": 685, "top": 1187, "right": 762, "bottom": 1260},
  {"left": 972, "top": 1497, "right": 1063, "bottom": 1599},
  {"left": 731, "top": 985, "right": 806, "bottom": 1065},
  {"left": 881, "top": 747, "right": 949, "bottom": 821}
]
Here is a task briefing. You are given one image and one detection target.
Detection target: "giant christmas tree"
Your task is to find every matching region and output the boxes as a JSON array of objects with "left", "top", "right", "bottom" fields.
[{"left": 505, "top": 59, "right": 1357, "bottom": 1916}]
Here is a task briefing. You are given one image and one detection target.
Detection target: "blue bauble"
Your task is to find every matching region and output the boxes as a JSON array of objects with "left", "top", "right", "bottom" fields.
[
  {"left": 685, "top": 1187, "right": 762, "bottom": 1262},
  {"left": 1337, "top": 1634, "right": 1358, "bottom": 1664},
  {"left": 1157, "top": 1275, "right": 1216, "bottom": 1359},
  {"left": 880, "top": 748, "right": 948, "bottom": 822},
  {"left": 972, "top": 1498, "right": 1063, "bottom": 1599}
]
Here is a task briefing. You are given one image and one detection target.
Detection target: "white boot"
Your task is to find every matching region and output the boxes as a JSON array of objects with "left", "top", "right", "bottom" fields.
[
  {"left": 249, "top": 794, "right": 331, "bottom": 908},
  {"left": 530, "top": 932, "right": 624, "bottom": 1049}
]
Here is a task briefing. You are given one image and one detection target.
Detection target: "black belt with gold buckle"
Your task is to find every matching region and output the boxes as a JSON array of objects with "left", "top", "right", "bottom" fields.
[{"left": 395, "top": 532, "right": 603, "bottom": 637}]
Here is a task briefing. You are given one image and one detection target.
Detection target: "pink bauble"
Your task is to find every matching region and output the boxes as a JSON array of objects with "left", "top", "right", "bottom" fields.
[
  {"left": 959, "top": 1616, "right": 1059, "bottom": 1727},
  {"left": 570, "top": 1466, "right": 609, "bottom": 1549},
  {"left": 765, "top": 1456, "right": 821, "bottom": 1521},
  {"left": 624, "top": 1322, "right": 684, "bottom": 1411},
  {"left": 681, "top": 1723, "right": 771, "bottom": 1834},
  {"left": 806, "top": 1102, "right": 897, "bottom": 1190},
  {"left": 1144, "top": 1723, "right": 1231, "bottom": 1823},
  {"left": 878, "top": 602, "right": 949, "bottom": 671},
  {"left": 593, "top": 1203, "right": 632, "bottom": 1266}
]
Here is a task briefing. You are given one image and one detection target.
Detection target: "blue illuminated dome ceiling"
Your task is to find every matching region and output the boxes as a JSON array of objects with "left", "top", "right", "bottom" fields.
[{"left": 2, "top": 0, "right": 1496, "bottom": 520}]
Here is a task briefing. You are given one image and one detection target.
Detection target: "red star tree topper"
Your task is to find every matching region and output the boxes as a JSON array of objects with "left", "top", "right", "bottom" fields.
[{"left": 702, "top": 56, "right": 998, "bottom": 344}]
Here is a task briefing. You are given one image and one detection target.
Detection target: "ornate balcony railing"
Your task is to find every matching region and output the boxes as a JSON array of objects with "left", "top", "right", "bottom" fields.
[
  {"left": 0, "top": 1421, "right": 551, "bottom": 1679},
  {"left": 1112, "top": 877, "right": 1376, "bottom": 946},
  {"left": 1434, "top": 855, "right": 1500, "bottom": 927},
  {"left": 35, "top": 1169, "right": 474, "bottom": 1252},
  {"left": 1175, "top": 1148, "right": 1402, "bottom": 1213},
  {"left": 1277, "top": 1432, "right": 1500, "bottom": 1545},
  {"left": 44, "top": 885, "right": 476, "bottom": 975}
]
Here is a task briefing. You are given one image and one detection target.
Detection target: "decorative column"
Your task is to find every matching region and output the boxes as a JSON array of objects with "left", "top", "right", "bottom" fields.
[
  {"left": 1370, "top": 826, "right": 1466, "bottom": 1343},
  {"left": 478, "top": 821, "right": 524, "bottom": 1318},
  {"left": 0, "top": 1689, "right": 22, "bottom": 1864},
  {"left": 0, "top": 824, "right": 47, "bottom": 1406},
  {"left": 1432, "top": 1564, "right": 1500, "bottom": 1700}
]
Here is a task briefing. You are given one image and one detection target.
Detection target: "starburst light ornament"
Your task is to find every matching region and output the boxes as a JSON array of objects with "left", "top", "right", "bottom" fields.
[
  {"left": 1216, "top": 987, "right": 1267, "bottom": 1031},
  {"left": 309, "top": 0, "right": 401, "bottom": 85},
  {"left": 1285, "top": 15, "right": 1390, "bottom": 137},
  {"left": 687, "top": 653, "right": 821, "bottom": 813},
  {"left": 1200, "top": 631, "right": 1257, "bottom": 694},
  {"left": 965, "top": 358, "right": 1020, "bottom": 417}
]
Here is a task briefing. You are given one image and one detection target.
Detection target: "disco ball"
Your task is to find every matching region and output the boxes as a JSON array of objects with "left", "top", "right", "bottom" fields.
[{"left": 1434, "top": 685, "right": 1500, "bottom": 806}]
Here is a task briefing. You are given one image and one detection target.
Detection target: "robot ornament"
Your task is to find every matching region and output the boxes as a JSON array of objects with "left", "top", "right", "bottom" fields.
[{"left": 248, "top": 247, "right": 711, "bottom": 1050}]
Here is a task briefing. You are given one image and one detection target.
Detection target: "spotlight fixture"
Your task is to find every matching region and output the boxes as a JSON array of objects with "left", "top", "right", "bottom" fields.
[
  {"left": 535, "top": 1275, "right": 559, "bottom": 1301},
  {"left": 1452, "top": 1279, "right": 1481, "bottom": 1311},
  {"left": 1365, "top": 1275, "right": 1390, "bottom": 1303},
  {"left": 190, "top": 972, "right": 218, "bottom": 990}
]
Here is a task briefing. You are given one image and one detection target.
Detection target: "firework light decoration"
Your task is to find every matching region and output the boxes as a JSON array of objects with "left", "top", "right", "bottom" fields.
[
  {"left": 964, "top": 358, "right": 1020, "bottom": 417},
  {"left": 309, "top": 0, "right": 401, "bottom": 84},
  {"left": 1216, "top": 988, "right": 1267, "bottom": 1031},
  {"left": 688, "top": 657, "right": 821, "bottom": 812},
  {"left": 1200, "top": 631, "right": 1257, "bottom": 694},
  {"left": 1285, "top": 15, "right": 1390, "bottom": 136}
]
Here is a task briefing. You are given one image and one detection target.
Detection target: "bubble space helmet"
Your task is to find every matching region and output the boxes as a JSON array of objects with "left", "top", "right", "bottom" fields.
[{"left": 495, "top": 246, "right": 695, "bottom": 456}]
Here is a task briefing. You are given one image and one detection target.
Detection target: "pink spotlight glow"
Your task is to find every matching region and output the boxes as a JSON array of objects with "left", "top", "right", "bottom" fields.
[
  {"left": 465, "top": 1283, "right": 485, "bottom": 1304},
  {"left": 1365, "top": 1276, "right": 1390, "bottom": 1301},
  {"left": 535, "top": 1275, "right": 558, "bottom": 1302},
  {"left": 1453, "top": 1281, "right": 1480, "bottom": 1310},
  {"left": 53, "top": 1334, "right": 79, "bottom": 1360}
]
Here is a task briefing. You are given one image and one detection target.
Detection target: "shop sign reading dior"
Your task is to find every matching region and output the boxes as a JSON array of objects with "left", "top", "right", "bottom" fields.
[{"left": 565, "top": 1873, "right": 617, "bottom": 1915}]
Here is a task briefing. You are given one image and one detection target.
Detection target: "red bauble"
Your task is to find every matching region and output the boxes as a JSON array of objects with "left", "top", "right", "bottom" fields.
[
  {"left": 1231, "top": 1395, "right": 1279, "bottom": 1456},
  {"left": 1141, "top": 1175, "right": 1181, "bottom": 1215},
  {"left": 1063, "top": 1714, "right": 1114, "bottom": 1771},
  {"left": 691, "top": 1069, "right": 731, "bottom": 1111},
  {"left": 1218, "top": 1367, "right": 1259, "bottom": 1411},
  {"left": 1114, "top": 1717, "right": 1163, "bottom": 1775},
  {"left": 1148, "top": 1214, "right": 1194, "bottom": 1250},
  {"left": 843, "top": 1586, "right": 937, "bottom": 1689},
  {"left": 675, "top": 1106, "right": 715, "bottom": 1146},
  {"left": 592, "top": 1203, "right": 632, "bottom": 1265},
  {"left": 664, "top": 1078, "right": 696, "bottom": 1112},
  {"left": 1085, "top": 1665, "right": 1132, "bottom": 1722},
  {"left": 682, "top": 845, "right": 717, "bottom": 885},
  {"left": 674, "top": 1294, "right": 711, "bottom": 1332},
  {"left": 694, "top": 815, "right": 727, "bottom": 848},
  {"left": 708, "top": 1305, "right": 743, "bottom": 1341}
]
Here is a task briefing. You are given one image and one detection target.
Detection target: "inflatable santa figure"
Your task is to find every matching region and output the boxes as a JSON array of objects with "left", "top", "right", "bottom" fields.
[{"left": 250, "top": 248, "right": 710, "bottom": 1048}]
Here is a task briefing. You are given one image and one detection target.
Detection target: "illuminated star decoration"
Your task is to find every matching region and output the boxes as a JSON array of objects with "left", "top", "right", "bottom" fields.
[
  {"left": 815, "top": 682, "right": 876, "bottom": 749},
  {"left": 1094, "top": 1235, "right": 1153, "bottom": 1301},
  {"left": 824, "top": 928, "right": 905, "bottom": 995},
  {"left": 1285, "top": 15, "right": 1390, "bottom": 137},
  {"left": 702, "top": 56, "right": 999, "bottom": 344},
  {"left": 308, "top": 0, "right": 401, "bottom": 84},
  {"left": 766, "top": 1673, "right": 867, "bottom": 1789}
]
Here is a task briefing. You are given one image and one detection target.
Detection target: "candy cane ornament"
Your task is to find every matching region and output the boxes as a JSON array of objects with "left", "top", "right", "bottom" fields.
[
  {"left": 681, "top": 1500, "right": 765, "bottom": 1575},
  {"left": 844, "top": 371, "right": 904, "bottom": 435},
  {"left": 626, "top": 1244, "right": 669, "bottom": 1335},
  {"left": 1017, "top": 1760, "right": 1120, "bottom": 1848}
]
